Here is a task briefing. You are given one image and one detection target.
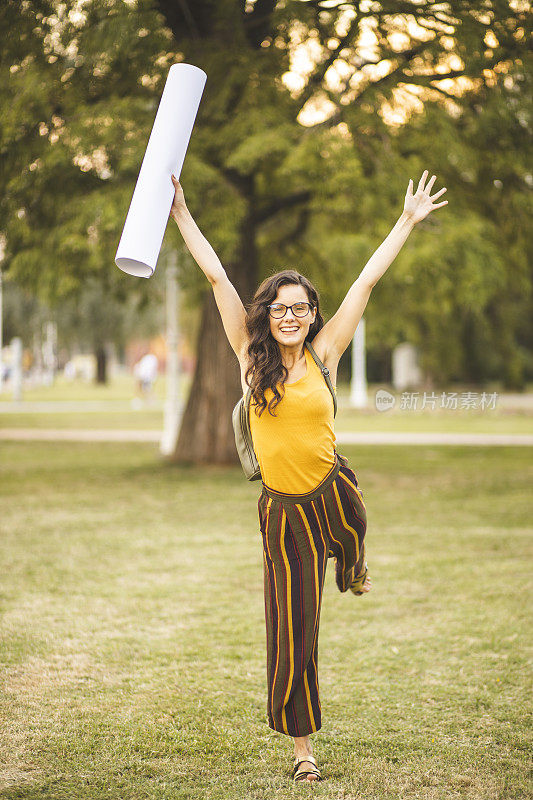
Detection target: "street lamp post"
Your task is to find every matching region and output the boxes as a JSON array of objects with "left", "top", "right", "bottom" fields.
[
  {"left": 11, "top": 337, "right": 23, "bottom": 402},
  {"left": 0, "top": 267, "right": 3, "bottom": 394},
  {"left": 42, "top": 321, "right": 57, "bottom": 386},
  {"left": 350, "top": 316, "right": 368, "bottom": 408},
  {"left": 160, "top": 249, "right": 182, "bottom": 455}
]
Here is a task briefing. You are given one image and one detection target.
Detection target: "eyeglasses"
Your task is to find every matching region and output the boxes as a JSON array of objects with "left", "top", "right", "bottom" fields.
[{"left": 267, "top": 302, "right": 314, "bottom": 319}]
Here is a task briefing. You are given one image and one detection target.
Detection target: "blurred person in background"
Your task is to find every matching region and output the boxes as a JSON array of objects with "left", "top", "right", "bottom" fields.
[{"left": 132, "top": 350, "right": 158, "bottom": 408}]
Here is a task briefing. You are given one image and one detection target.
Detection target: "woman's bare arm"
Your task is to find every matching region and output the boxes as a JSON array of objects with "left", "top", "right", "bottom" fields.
[
  {"left": 313, "top": 170, "right": 447, "bottom": 362},
  {"left": 170, "top": 175, "right": 249, "bottom": 362}
]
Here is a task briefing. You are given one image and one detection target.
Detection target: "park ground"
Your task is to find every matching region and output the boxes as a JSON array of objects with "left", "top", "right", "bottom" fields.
[{"left": 0, "top": 438, "right": 531, "bottom": 800}]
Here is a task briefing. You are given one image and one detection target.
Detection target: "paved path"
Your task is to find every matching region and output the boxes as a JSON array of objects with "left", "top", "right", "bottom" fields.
[
  {"left": 337, "top": 431, "right": 533, "bottom": 446},
  {"left": 1, "top": 429, "right": 532, "bottom": 445}
]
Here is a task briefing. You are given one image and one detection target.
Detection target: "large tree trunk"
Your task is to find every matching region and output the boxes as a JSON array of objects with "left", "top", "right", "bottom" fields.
[
  {"left": 95, "top": 345, "right": 107, "bottom": 384},
  {"left": 154, "top": 0, "right": 276, "bottom": 466},
  {"left": 171, "top": 205, "right": 258, "bottom": 465},
  {"left": 172, "top": 293, "right": 242, "bottom": 464}
]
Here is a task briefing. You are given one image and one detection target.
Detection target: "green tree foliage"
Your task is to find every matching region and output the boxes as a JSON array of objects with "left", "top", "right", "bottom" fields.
[
  {"left": 0, "top": 2, "right": 530, "bottom": 434},
  {"left": 393, "top": 63, "right": 532, "bottom": 389},
  {"left": 0, "top": 0, "right": 179, "bottom": 378},
  {"left": 0, "top": 0, "right": 168, "bottom": 307}
]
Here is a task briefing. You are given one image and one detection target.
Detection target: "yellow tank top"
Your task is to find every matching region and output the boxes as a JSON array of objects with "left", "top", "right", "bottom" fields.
[{"left": 249, "top": 346, "right": 337, "bottom": 494}]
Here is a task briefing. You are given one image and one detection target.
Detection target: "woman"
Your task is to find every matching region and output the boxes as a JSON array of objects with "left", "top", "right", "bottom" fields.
[{"left": 170, "top": 170, "right": 447, "bottom": 781}]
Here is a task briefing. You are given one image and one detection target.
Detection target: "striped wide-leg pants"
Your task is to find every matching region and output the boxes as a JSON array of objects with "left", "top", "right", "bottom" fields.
[{"left": 257, "top": 452, "right": 367, "bottom": 737}]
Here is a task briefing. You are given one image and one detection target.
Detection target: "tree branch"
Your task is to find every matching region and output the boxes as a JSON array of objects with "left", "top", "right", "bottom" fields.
[
  {"left": 242, "top": 0, "right": 277, "bottom": 49},
  {"left": 222, "top": 167, "right": 254, "bottom": 195},
  {"left": 296, "top": 14, "right": 360, "bottom": 110},
  {"left": 253, "top": 190, "right": 312, "bottom": 225},
  {"left": 299, "top": 35, "right": 435, "bottom": 120},
  {"left": 274, "top": 205, "right": 311, "bottom": 252},
  {"left": 408, "top": 81, "right": 462, "bottom": 101},
  {"left": 154, "top": 0, "right": 214, "bottom": 39}
]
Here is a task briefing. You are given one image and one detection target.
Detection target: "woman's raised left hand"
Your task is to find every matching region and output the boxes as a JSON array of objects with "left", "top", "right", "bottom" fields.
[{"left": 403, "top": 170, "right": 448, "bottom": 224}]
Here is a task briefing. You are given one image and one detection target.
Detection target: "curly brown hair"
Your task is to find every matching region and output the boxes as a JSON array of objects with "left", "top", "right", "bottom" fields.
[{"left": 244, "top": 270, "right": 324, "bottom": 417}]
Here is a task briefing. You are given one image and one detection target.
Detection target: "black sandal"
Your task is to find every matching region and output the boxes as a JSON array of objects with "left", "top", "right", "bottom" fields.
[{"left": 292, "top": 755, "right": 322, "bottom": 782}]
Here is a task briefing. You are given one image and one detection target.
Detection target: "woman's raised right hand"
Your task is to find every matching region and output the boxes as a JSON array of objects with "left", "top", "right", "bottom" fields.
[{"left": 170, "top": 174, "right": 186, "bottom": 219}]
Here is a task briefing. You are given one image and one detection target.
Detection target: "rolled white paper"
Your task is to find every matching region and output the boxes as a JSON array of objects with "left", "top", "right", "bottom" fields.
[{"left": 115, "top": 63, "right": 207, "bottom": 278}]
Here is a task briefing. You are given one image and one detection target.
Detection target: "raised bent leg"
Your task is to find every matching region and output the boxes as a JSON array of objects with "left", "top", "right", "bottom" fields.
[{"left": 319, "top": 464, "right": 368, "bottom": 593}]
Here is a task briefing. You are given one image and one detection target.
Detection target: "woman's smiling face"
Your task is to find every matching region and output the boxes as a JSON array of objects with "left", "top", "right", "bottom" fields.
[{"left": 268, "top": 283, "right": 316, "bottom": 349}]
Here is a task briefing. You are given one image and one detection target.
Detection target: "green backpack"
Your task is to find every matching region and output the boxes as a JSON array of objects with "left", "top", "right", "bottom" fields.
[{"left": 231, "top": 340, "right": 338, "bottom": 481}]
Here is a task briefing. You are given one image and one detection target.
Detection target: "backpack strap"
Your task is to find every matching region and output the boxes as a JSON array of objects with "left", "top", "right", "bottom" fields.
[
  {"left": 305, "top": 340, "right": 337, "bottom": 417},
  {"left": 243, "top": 386, "right": 253, "bottom": 436},
  {"left": 244, "top": 341, "right": 337, "bottom": 421},
  {"left": 238, "top": 386, "right": 261, "bottom": 480}
]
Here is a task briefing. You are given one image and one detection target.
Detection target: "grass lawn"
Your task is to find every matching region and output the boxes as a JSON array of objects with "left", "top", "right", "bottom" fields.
[
  {"left": 0, "top": 411, "right": 165, "bottom": 431},
  {"left": 0, "top": 375, "right": 171, "bottom": 404},
  {"left": 0, "top": 443, "right": 531, "bottom": 799}
]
